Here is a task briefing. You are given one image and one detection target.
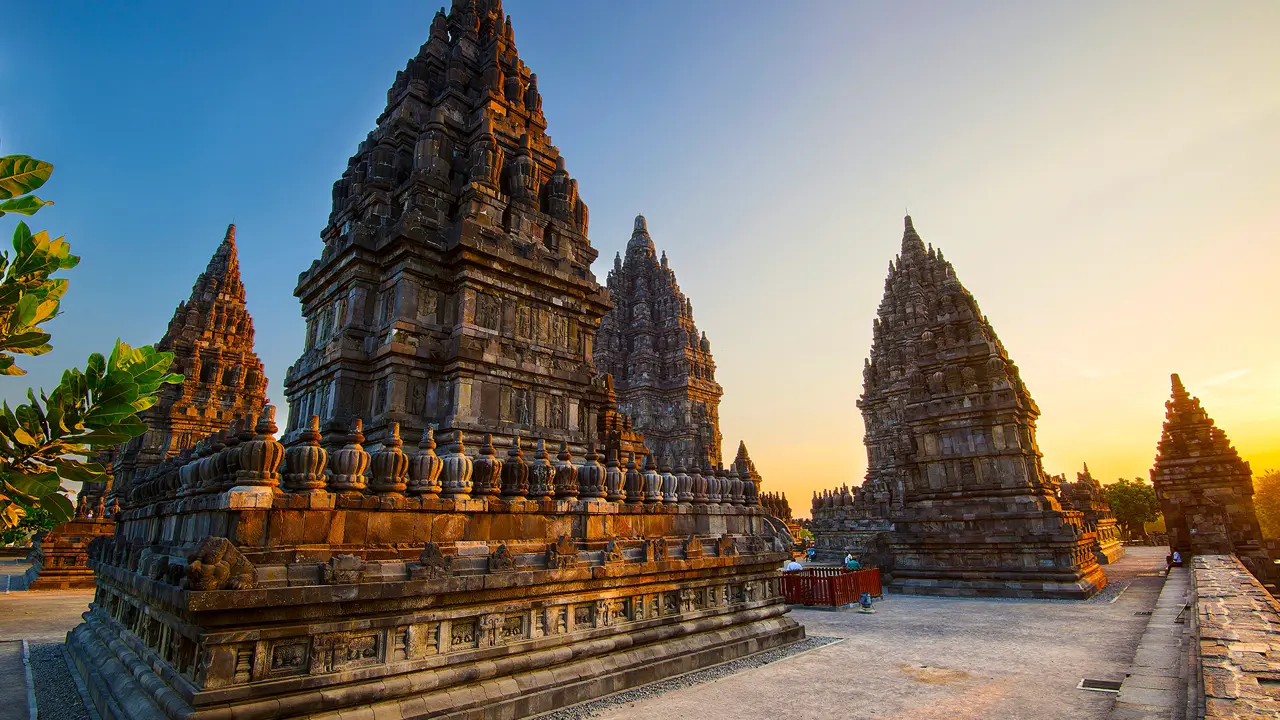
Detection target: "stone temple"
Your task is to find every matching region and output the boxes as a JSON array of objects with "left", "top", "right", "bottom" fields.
[
  {"left": 1151, "top": 374, "right": 1269, "bottom": 576},
  {"left": 114, "top": 223, "right": 268, "bottom": 498},
  {"left": 25, "top": 225, "right": 266, "bottom": 590},
  {"left": 68, "top": 4, "right": 799, "bottom": 718},
  {"left": 812, "top": 216, "right": 1106, "bottom": 599},
  {"left": 1057, "top": 463, "right": 1124, "bottom": 565},
  {"left": 282, "top": 0, "right": 613, "bottom": 458},
  {"left": 594, "top": 216, "right": 724, "bottom": 467}
]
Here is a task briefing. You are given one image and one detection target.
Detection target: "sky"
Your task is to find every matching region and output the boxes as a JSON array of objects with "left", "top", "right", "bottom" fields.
[{"left": 2, "top": 1, "right": 1278, "bottom": 515}]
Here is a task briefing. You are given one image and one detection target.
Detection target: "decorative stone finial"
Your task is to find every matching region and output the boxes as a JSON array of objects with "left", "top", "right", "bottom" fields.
[
  {"left": 579, "top": 441, "right": 605, "bottom": 500},
  {"left": 553, "top": 441, "right": 579, "bottom": 502},
  {"left": 370, "top": 421, "right": 409, "bottom": 496},
  {"left": 439, "top": 431, "right": 473, "bottom": 500},
  {"left": 634, "top": 214, "right": 647, "bottom": 232},
  {"left": 408, "top": 425, "right": 444, "bottom": 499},
  {"left": 327, "top": 418, "right": 369, "bottom": 493},
  {"left": 529, "top": 439, "right": 555, "bottom": 499},
  {"left": 283, "top": 415, "right": 327, "bottom": 493},
  {"left": 237, "top": 406, "right": 284, "bottom": 489},
  {"left": 501, "top": 435, "right": 529, "bottom": 500},
  {"left": 470, "top": 433, "right": 502, "bottom": 499},
  {"left": 603, "top": 448, "right": 624, "bottom": 503}
]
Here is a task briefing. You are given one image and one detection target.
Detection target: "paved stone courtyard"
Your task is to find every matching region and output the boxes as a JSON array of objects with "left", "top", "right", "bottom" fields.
[{"left": 0, "top": 548, "right": 1170, "bottom": 720}]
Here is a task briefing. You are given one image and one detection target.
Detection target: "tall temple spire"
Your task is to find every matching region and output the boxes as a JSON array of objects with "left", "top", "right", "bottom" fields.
[
  {"left": 901, "top": 214, "right": 927, "bottom": 258},
  {"left": 596, "top": 216, "right": 724, "bottom": 465},
  {"left": 285, "top": 2, "right": 614, "bottom": 455},
  {"left": 842, "top": 214, "right": 1105, "bottom": 598},
  {"left": 626, "top": 213, "right": 655, "bottom": 257},
  {"left": 113, "top": 225, "right": 267, "bottom": 501},
  {"left": 1151, "top": 374, "right": 1266, "bottom": 567}
]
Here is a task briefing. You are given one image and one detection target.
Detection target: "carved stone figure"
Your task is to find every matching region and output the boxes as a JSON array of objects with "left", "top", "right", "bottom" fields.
[
  {"left": 182, "top": 537, "right": 254, "bottom": 591},
  {"left": 411, "top": 543, "right": 453, "bottom": 580},
  {"left": 489, "top": 543, "right": 515, "bottom": 572},
  {"left": 546, "top": 535, "right": 575, "bottom": 569}
]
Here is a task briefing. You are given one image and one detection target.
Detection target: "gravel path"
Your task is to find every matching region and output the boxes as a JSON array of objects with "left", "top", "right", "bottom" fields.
[
  {"left": 30, "top": 643, "right": 90, "bottom": 720},
  {"left": 537, "top": 636, "right": 842, "bottom": 720}
]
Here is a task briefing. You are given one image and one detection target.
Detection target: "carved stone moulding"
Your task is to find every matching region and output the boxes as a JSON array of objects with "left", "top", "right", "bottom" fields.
[{"left": 68, "top": 546, "right": 802, "bottom": 720}]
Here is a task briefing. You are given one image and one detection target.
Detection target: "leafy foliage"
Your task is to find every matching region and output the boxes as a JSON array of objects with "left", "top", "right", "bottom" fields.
[
  {"left": 0, "top": 221, "right": 79, "bottom": 376},
  {"left": 1104, "top": 477, "right": 1162, "bottom": 540},
  {"left": 1253, "top": 469, "right": 1280, "bottom": 539},
  {"left": 0, "top": 155, "right": 54, "bottom": 217},
  {"left": 0, "top": 154, "right": 182, "bottom": 529},
  {"left": 0, "top": 500, "right": 56, "bottom": 546}
]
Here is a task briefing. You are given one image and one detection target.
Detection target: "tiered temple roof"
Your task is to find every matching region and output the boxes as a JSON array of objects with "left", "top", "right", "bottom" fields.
[
  {"left": 1151, "top": 374, "right": 1264, "bottom": 559},
  {"left": 813, "top": 216, "right": 1105, "bottom": 598},
  {"left": 595, "top": 215, "right": 724, "bottom": 466},
  {"left": 111, "top": 224, "right": 267, "bottom": 500},
  {"left": 283, "top": 0, "right": 613, "bottom": 457}
]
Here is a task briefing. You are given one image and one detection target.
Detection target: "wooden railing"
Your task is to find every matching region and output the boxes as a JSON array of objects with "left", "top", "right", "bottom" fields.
[{"left": 780, "top": 567, "right": 882, "bottom": 607}]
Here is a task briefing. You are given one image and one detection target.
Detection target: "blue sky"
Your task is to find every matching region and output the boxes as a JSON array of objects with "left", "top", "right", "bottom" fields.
[{"left": 4, "top": 1, "right": 1279, "bottom": 505}]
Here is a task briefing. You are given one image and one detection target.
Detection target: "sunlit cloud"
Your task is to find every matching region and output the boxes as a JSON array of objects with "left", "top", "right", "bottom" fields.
[{"left": 1199, "top": 369, "right": 1251, "bottom": 388}]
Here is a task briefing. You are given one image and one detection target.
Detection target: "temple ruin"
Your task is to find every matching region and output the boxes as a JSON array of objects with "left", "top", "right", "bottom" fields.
[
  {"left": 25, "top": 225, "right": 266, "bottom": 590},
  {"left": 594, "top": 216, "right": 724, "bottom": 466},
  {"left": 1151, "top": 374, "right": 1269, "bottom": 577},
  {"left": 1058, "top": 463, "right": 1124, "bottom": 565},
  {"left": 67, "top": 4, "right": 799, "bottom": 718},
  {"left": 811, "top": 216, "right": 1106, "bottom": 599}
]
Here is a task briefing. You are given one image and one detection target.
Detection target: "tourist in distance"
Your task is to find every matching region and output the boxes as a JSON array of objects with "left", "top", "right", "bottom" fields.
[
  {"left": 845, "top": 555, "right": 862, "bottom": 571},
  {"left": 783, "top": 559, "right": 803, "bottom": 572}
]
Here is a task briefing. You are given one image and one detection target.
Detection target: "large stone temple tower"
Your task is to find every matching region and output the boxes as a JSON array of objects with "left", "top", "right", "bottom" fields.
[
  {"left": 594, "top": 215, "right": 724, "bottom": 465},
  {"left": 283, "top": 0, "right": 613, "bottom": 452},
  {"left": 112, "top": 224, "right": 267, "bottom": 497},
  {"left": 856, "top": 216, "right": 1105, "bottom": 598},
  {"left": 1151, "top": 374, "right": 1267, "bottom": 570}
]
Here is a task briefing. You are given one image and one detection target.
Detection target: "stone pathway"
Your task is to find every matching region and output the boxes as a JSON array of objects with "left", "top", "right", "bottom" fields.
[
  {"left": 1109, "top": 565, "right": 1191, "bottom": 719},
  {"left": 0, "top": 640, "right": 30, "bottom": 720},
  {"left": 594, "top": 547, "right": 1171, "bottom": 720}
]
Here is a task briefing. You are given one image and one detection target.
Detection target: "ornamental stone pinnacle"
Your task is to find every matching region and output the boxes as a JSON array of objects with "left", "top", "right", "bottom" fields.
[{"left": 594, "top": 214, "right": 724, "bottom": 466}]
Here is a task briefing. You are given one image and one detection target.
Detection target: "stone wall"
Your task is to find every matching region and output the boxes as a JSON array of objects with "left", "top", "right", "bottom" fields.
[{"left": 1192, "top": 554, "right": 1280, "bottom": 718}]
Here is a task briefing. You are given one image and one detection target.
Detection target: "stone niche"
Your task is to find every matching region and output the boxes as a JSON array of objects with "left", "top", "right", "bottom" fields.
[{"left": 67, "top": 414, "right": 801, "bottom": 720}]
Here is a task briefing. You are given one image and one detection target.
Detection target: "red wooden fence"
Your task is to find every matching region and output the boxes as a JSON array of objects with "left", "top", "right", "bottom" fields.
[{"left": 780, "top": 567, "right": 882, "bottom": 607}]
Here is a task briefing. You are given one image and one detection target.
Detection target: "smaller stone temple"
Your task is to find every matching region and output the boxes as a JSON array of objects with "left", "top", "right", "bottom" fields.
[
  {"left": 1058, "top": 463, "right": 1124, "bottom": 564},
  {"left": 809, "top": 486, "right": 895, "bottom": 566},
  {"left": 111, "top": 223, "right": 268, "bottom": 501},
  {"left": 594, "top": 215, "right": 724, "bottom": 466},
  {"left": 810, "top": 215, "right": 1106, "bottom": 598},
  {"left": 25, "top": 225, "right": 266, "bottom": 591},
  {"left": 1151, "top": 374, "right": 1268, "bottom": 578},
  {"left": 23, "top": 484, "right": 114, "bottom": 590}
]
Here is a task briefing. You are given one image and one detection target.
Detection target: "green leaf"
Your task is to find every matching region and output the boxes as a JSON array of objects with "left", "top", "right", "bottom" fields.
[
  {"left": 37, "top": 492, "right": 73, "bottom": 523},
  {"left": 3, "top": 331, "right": 51, "bottom": 350},
  {"left": 0, "top": 357, "right": 22, "bottom": 376},
  {"left": 0, "top": 195, "right": 53, "bottom": 217},
  {"left": 2, "top": 469, "right": 59, "bottom": 500},
  {"left": 0, "top": 156, "right": 53, "bottom": 200},
  {"left": 0, "top": 500, "right": 24, "bottom": 531}
]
